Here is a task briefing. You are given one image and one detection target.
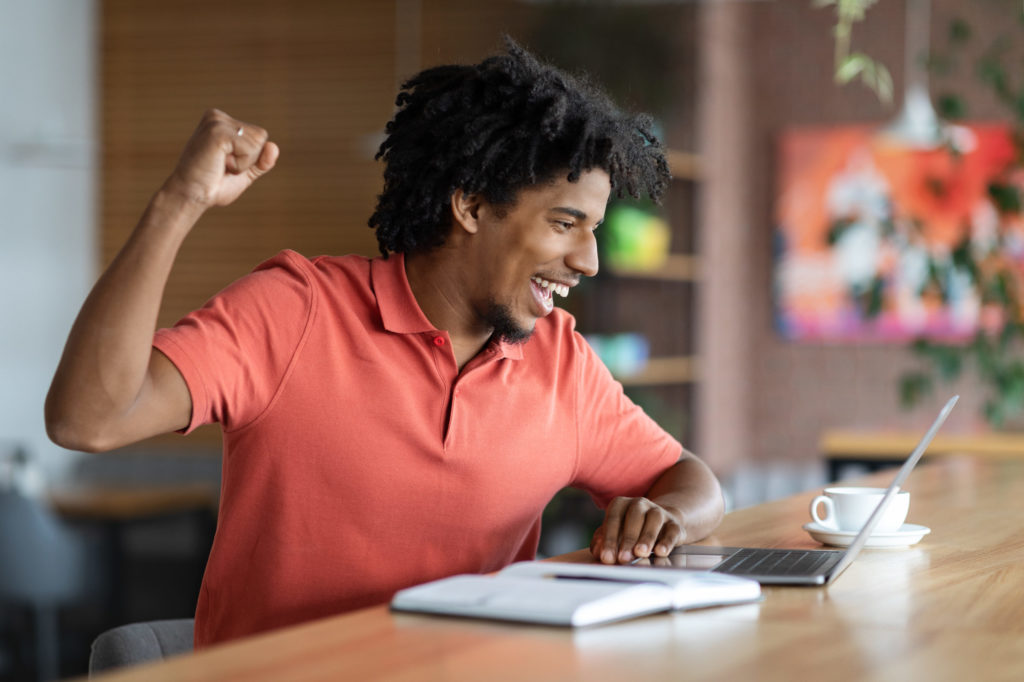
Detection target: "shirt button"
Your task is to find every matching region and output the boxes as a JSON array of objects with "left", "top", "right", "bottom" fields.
[{"left": 433, "top": 336, "right": 446, "bottom": 346}]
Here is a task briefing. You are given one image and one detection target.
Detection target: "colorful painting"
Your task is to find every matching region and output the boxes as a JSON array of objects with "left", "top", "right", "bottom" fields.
[{"left": 774, "top": 123, "right": 1022, "bottom": 341}]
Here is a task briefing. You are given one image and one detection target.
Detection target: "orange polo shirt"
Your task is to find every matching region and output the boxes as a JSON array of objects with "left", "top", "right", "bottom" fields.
[{"left": 153, "top": 250, "right": 681, "bottom": 647}]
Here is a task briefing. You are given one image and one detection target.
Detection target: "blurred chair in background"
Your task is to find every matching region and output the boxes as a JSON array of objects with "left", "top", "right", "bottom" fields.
[
  {"left": 88, "top": 618, "right": 193, "bottom": 677},
  {"left": 0, "top": 483, "right": 86, "bottom": 681}
]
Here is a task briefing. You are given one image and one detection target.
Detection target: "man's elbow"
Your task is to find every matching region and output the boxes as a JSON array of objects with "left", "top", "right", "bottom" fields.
[
  {"left": 44, "top": 401, "right": 114, "bottom": 453},
  {"left": 46, "top": 420, "right": 106, "bottom": 453}
]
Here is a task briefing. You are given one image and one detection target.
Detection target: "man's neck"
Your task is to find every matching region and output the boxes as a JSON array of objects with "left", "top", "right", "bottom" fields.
[{"left": 404, "top": 249, "right": 492, "bottom": 371}]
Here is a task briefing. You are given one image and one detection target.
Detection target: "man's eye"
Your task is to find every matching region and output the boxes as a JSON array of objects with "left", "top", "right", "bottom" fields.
[{"left": 553, "top": 220, "right": 573, "bottom": 230}]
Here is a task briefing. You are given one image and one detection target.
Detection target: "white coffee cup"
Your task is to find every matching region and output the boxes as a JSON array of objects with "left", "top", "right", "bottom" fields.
[{"left": 809, "top": 486, "right": 910, "bottom": 533}]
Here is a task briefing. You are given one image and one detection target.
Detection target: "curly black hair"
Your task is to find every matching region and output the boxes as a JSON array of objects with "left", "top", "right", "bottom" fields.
[{"left": 368, "top": 39, "right": 670, "bottom": 256}]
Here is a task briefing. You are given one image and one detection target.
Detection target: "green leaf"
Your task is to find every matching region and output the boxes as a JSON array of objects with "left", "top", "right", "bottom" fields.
[
  {"left": 989, "top": 270, "right": 1014, "bottom": 307},
  {"left": 984, "top": 399, "right": 1005, "bottom": 428},
  {"left": 827, "top": 218, "right": 854, "bottom": 246},
  {"left": 933, "top": 346, "right": 963, "bottom": 381},
  {"left": 836, "top": 54, "right": 868, "bottom": 83},
  {"left": 1001, "top": 323, "right": 1021, "bottom": 346},
  {"left": 921, "top": 258, "right": 941, "bottom": 297},
  {"left": 836, "top": 0, "right": 877, "bottom": 23},
  {"left": 864, "top": 275, "right": 885, "bottom": 318},
  {"left": 989, "top": 182, "right": 1022, "bottom": 212},
  {"left": 899, "top": 372, "right": 933, "bottom": 408},
  {"left": 974, "top": 334, "right": 998, "bottom": 378},
  {"left": 951, "top": 238, "right": 979, "bottom": 283},
  {"left": 873, "top": 63, "right": 894, "bottom": 104},
  {"left": 1004, "top": 364, "right": 1024, "bottom": 410},
  {"left": 911, "top": 337, "right": 931, "bottom": 355},
  {"left": 949, "top": 18, "right": 971, "bottom": 44},
  {"left": 937, "top": 93, "right": 968, "bottom": 120},
  {"left": 977, "top": 56, "right": 1012, "bottom": 101}
]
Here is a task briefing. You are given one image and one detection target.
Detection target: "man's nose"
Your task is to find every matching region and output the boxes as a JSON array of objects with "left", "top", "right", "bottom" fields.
[{"left": 567, "top": 229, "right": 599, "bottom": 278}]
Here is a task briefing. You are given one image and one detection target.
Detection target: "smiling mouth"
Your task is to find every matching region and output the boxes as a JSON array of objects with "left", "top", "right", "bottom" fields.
[
  {"left": 531, "top": 275, "right": 570, "bottom": 298},
  {"left": 530, "top": 275, "right": 572, "bottom": 314}
]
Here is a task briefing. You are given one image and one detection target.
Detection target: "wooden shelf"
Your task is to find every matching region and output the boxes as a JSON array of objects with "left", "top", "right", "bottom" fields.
[
  {"left": 820, "top": 429, "right": 1024, "bottom": 460},
  {"left": 616, "top": 355, "right": 698, "bottom": 386},
  {"left": 666, "top": 149, "right": 700, "bottom": 180},
  {"left": 608, "top": 253, "right": 700, "bottom": 282}
]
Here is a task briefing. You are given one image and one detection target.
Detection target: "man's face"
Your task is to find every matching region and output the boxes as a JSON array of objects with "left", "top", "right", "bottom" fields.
[{"left": 466, "top": 168, "right": 610, "bottom": 343}]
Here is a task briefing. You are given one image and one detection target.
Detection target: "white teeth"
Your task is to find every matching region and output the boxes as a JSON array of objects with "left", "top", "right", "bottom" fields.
[{"left": 532, "top": 276, "right": 570, "bottom": 299}]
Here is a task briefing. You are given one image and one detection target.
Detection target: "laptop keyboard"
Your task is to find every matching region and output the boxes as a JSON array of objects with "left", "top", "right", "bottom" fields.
[{"left": 713, "top": 548, "right": 838, "bottom": 577}]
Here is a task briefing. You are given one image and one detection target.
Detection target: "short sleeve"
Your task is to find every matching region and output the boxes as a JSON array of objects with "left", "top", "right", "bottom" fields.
[
  {"left": 153, "top": 250, "right": 316, "bottom": 434},
  {"left": 570, "top": 332, "right": 682, "bottom": 508}
]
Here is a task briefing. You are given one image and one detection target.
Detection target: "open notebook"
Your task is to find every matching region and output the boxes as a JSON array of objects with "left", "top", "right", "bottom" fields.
[{"left": 390, "top": 560, "right": 762, "bottom": 627}]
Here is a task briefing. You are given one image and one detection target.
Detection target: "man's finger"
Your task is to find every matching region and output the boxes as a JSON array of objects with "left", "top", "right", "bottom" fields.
[
  {"left": 653, "top": 520, "right": 685, "bottom": 557},
  {"left": 227, "top": 123, "right": 269, "bottom": 174},
  {"left": 632, "top": 508, "right": 668, "bottom": 559},
  {"left": 254, "top": 141, "right": 280, "bottom": 174},
  {"left": 616, "top": 498, "right": 654, "bottom": 563},
  {"left": 599, "top": 498, "right": 629, "bottom": 564},
  {"left": 614, "top": 499, "right": 643, "bottom": 562}
]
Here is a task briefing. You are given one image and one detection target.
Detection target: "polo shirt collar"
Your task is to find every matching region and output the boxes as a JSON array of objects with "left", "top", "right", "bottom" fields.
[
  {"left": 372, "top": 253, "right": 435, "bottom": 334},
  {"left": 370, "top": 253, "right": 524, "bottom": 361}
]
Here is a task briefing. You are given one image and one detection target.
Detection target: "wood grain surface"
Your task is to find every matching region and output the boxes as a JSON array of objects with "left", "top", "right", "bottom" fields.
[{"left": 84, "top": 457, "right": 1024, "bottom": 681}]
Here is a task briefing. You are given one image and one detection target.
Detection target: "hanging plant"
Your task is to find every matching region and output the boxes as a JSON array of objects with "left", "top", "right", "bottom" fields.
[
  {"left": 819, "top": 1, "right": 1024, "bottom": 426},
  {"left": 815, "top": 0, "right": 894, "bottom": 104},
  {"left": 897, "top": 10, "right": 1024, "bottom": 427}
]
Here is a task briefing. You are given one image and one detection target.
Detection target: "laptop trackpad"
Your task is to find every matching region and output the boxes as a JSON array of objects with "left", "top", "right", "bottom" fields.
[{"left": 631, "top": 547, "right": 733, "bottom": 570}]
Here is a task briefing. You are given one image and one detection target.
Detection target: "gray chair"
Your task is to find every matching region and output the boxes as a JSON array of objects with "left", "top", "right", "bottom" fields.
[
  {"left": 0, "top": 488, "right": 85, "bottom": 681},
  {"left": 89, "top": 619, "right": 194, "bottom": 676}
]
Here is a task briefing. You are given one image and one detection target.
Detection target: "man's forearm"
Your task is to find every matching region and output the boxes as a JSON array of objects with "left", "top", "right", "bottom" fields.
[
  {"left": 644, "top": 452, "right": 725, "bottom": 543},
  {"left": 45, "top": 189, "right": 203, "bottom": 450}
]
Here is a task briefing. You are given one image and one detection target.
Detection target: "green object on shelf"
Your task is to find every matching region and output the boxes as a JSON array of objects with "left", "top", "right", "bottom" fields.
[{"left": 603, "top": 204, "right": 670, "bottom": 271}]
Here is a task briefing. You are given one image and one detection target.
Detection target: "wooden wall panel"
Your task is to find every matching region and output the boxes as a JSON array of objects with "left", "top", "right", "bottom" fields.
[
  {"left": 101, "top": 1, "right": 533, "bottom": 447},
  {"left": 102, "top": 1, "right": 395, "bottom": 331}
]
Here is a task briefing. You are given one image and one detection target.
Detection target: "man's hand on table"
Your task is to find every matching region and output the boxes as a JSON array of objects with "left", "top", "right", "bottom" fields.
[{"left": 590, "top": 496, "right": 685, "bottom": 564}]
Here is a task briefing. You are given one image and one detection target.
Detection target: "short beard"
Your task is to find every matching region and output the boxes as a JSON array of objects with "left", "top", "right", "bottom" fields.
[{"left": 484, "top": 301, "right": 533, "bottom": 345}]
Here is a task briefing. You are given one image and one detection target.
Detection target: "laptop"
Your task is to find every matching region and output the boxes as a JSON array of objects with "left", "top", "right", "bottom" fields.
[{"left": 662, "top": 395, "right": 959, "bottom": 585}]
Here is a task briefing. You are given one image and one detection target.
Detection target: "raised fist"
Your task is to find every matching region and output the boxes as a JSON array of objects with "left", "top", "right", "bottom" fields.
[{"left": 162, "top": 109, "right": 279, "bottom": 209}]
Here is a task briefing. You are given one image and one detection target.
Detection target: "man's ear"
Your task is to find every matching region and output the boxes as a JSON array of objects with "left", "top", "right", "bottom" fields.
[{"left": 450, "top": 189, "right": 482, "bottom": 235}]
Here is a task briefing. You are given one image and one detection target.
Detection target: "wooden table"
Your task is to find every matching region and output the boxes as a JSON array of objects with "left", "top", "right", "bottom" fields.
[
  {"left": 86, "top": 457, "right": 1024, "bottom": 681},
  {"left": 49, "top": 483, "right": 218, "bottom": 520},
  {"left": 820, "top": 429, "right": 1024, "bottom": 480}
]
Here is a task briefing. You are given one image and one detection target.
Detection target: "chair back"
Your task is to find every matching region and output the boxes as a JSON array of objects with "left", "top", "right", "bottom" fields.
[{"left": 89, "top": 619, "right": 195, "bottom": 676}]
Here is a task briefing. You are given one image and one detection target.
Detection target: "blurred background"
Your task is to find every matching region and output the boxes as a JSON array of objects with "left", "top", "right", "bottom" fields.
[{"left": 3, "top": 0, "right": 1023, "bottom": 679}]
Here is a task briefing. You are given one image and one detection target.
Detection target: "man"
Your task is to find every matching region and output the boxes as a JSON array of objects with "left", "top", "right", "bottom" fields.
[{"left": 46, "top": 42, "right": 723, "bottom": 646}]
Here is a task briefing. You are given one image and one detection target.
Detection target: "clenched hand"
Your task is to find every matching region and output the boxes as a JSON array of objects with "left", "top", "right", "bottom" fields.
[{"left": 161, "top": 108, "right": 279, "bottom": 210}]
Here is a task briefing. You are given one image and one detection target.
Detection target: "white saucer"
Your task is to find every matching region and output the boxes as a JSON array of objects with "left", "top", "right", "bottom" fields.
[{"left": 802, "top": 522, "right": 931, "bottom": 548}]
